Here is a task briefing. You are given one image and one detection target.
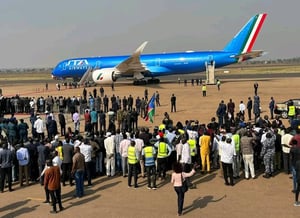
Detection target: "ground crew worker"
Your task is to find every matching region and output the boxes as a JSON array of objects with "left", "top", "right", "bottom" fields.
[
  {"left": 188, "top": 137, "right": 197, "bottom": 164},
  {"left": 142, "top": 143, "right": 157, "bottom": 190},
  {"left": 127, "top": 140, "right": 139, "bottom": 188},
  {"left": 288, "top": 100, "right": 296, "bottom": 123},
  {"left": 202, "top": 84, "right": 207, "bottom": 97},
  {"left": 155, "top": 136, "right": 172, "bottom": 180}
]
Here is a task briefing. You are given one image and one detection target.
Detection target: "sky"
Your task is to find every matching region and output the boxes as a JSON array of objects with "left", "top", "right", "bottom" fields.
[{"left": 0, "top": 0, "right": 299, "bottom": 68}]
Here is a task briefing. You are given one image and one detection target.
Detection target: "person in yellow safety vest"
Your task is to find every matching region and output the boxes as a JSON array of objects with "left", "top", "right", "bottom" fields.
[
  {"left": 56, "top": 141, "right": 64, "bottom": 161},
  {"left": 288, "top": 100, "right": 296, "bottom": 123},
  {"left": 188, "top": 137, "right": 197, "bottom": 164},
  {"left": 199, "top": 131, "right": 211, "bottom": 173},
  {"left": 127, "top": 140, "right": 139, "bottom": 188},
  {"left": 159, "top": 123, "right": 166, "bottom": 131},
  {"left": 142, "top": 143, "right": 157, "bottom": 189},
  {"left": 155, "top": 136, "right": 172, "bottom": 180},
  {"left": 231, "top": 131, "right": 241, "bottom": 178},
  {"left": 202, "top": 84, "right": 207, "bottom": 97}
]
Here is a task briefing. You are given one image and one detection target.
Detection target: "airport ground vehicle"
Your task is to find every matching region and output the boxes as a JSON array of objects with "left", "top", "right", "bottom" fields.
[{"left": 274, "top": 99, "right": 300, "bottom": 118}]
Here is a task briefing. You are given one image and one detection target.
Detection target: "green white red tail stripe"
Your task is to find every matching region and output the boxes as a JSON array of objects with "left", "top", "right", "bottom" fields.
[{"left": 242, "top": 13, "right": 267, "bottom": 54}]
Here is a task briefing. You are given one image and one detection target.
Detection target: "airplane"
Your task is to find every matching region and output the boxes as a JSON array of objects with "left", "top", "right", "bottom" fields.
[{"left": 51, "top": 13, "right": 267, "bottom": 85}]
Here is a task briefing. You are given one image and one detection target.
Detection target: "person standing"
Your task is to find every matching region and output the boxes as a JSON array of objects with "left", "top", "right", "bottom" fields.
[
  {"left": 72, "top": 110, "right": 80, "bottom": 134},
  {"left": 216, "top": 79, "right": 221, "bottom": 91},
  {"left": 156, "top": 136, "right": 172, "bottom": 180},
  {"left": 253, "top": 94, "right": 260, "bottom": 121},
  {"left": 171, "top": 162, "right": 196, "bottom": 216},
  {"left": 199, "top": 131, "right": 211, "bottom": 174},
  {"left": 62, "top": 138, "right": 74, "bottom": 186},
  {"left": 240, "top": 131, "right": 256, "bottom": 179},
  {"left": 58, "top": 111, "right": 66, "bottom": 137},
  {"left": 202, "top": 84, "right": 207, "bottom": 97},
  {"left": 171, "top": 94, "right": 176, "bottom": 113},
  {"left": 254, "top": 82, "right": 258, "bottom": 95},
  {"left": 219, "top": 137, "right": 236, "bottom": 186},
  {"left": 269, "top": 97, "right": 275, "bottom": 120},
  {"left": 261, "top": 132, "right": 276, "bottom": 178},
  {"left": 71, "top": 146, "right": 85, "bottom": 198},
  {"left": 44, "top": 159, "right": 64, "bottom": 213},
  {"left": 127, "top": 140, "right": 139, "bottom": 188},
  {"left": 119, "top": 133, "right": 131, "bottom": 177},
  {"left": 104, "top": 132, "right": 116, "bottom": 177},
  {"left": 281, "top": 127, "right": 293, "bottom": 174},
  {"left": 0, "top": 141, "right": 14, "bottom": 192},
  {"left": 16, "top": 143, "right": 30, "bottom": 187},
  {"left": 291, "top": 143, "right": 300, "bottom": 206},
  {"left": 142, "top": 142, "right": 157, "bottom": 189},
  {"left": 247, "top": 97, "right": 253, "bottom": 120},
  {"left": 79, "top": 138, "right": 93, "bottom": 186},
  {"left": 155, "top": 91, "right": 161, "bottom": 106}
]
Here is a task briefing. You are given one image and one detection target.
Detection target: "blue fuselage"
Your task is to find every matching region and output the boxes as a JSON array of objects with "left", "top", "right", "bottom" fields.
[{"left": 52, "top": 51, "right": 238, "bottom": 79}]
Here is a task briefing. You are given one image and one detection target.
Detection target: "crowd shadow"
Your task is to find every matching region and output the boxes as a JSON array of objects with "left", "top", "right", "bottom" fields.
[
  {"left": 94, "top": 181, "right": 121, "bottom": 192},
  {"left": 63, "top": 194, "right": 100, "bottom": 210},
  {"left": 183, "top": 195, "right": 226, "bottom": 215},
  {"left": 1, "top": 205, "right": 39, "bottom": 218},
  {"left": 0, "top": 199, "right": 31, "bottom": 212},
  {"left": 192, "top": 172, "right": 217, "bottom": 186}
]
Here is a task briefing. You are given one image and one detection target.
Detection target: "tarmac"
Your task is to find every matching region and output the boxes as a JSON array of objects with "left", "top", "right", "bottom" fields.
[{"left": 0, "top": 73, "right": 300, "bottom": 217}]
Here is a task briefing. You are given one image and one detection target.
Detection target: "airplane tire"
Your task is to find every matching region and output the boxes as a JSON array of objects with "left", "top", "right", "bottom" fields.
[
  {"left": 133, "top": 80, "right": 147, "bottom": 85},
  {"left": 147, "top": 78, "right": 160, "bottom": 84}
]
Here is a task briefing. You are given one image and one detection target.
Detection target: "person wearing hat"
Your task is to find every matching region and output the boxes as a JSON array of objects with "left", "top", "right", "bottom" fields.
[
  {"left": 104, "top": 132, "right": 116, "bottom": 177},
  {"left": 44, "top": 159, "right": 64, "bottom": 213}
]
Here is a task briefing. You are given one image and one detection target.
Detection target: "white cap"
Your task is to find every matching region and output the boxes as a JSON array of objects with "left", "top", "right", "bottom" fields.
[{"left": 106, "top": 132, "right": 112, "bottom": 137}]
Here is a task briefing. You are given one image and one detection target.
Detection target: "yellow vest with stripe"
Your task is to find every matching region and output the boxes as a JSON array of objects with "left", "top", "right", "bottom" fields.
[
  {"left": 128, "top": 146, "right": 138, "bottom": 164},
  {"left": 144, "top": 146, "right": 155, "bottom": 166},
  {"left": 288, "top": 105, "right": 296, "bottom": 116},
  {"left": 157, "top": 142, "right": 168, "bottom": 158},
  {"left": 188, "top": 139, "right": 196, "bottom": 156}
]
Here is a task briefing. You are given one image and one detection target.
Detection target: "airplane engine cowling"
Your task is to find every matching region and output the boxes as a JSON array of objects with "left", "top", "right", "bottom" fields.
[{"left": 92, "top": 68, "right": 118, "bottom": 84}]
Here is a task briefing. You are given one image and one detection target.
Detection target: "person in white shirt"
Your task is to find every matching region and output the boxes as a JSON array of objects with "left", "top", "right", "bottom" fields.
[
  {"left": 239, "top": 101, "right": 246, "bottom": 116},
  {"left": 104, "top": 132, "right": 116, "bottom": 177},
  {"left": 119, "top": 134, "right": 131, "bottom": 177},
  {"left": 219, "top": 137, "right": 236, "bottom": 186},
  {"left": 79, "top": 138, "right": 93, "bottom": 186},
  {"left": 34, "top": 116, "right": 44, "bottom": 141}
]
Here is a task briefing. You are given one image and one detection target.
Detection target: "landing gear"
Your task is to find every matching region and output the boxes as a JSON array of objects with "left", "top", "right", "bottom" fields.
[
  {"left": 132, "top": 78, "right": 160, "bottom": 85},
  {"left": 147, "top": 78, "right": 160, "bottom": 84}
]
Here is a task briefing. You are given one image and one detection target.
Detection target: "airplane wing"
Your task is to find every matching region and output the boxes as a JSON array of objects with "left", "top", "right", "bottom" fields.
[
  {"left": 234, "top": 50, "right": 264, "bottom": 62},
  {"left": 115, "top": 41, "right": 148, "bottom": 76}
]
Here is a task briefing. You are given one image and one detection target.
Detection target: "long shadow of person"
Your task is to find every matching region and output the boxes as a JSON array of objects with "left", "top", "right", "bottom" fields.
[{"left": 183, "top": 195, "right": 226, "bottom": 215}]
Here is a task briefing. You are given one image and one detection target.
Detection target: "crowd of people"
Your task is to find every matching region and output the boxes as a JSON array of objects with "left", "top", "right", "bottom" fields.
[{"left": 1, "top": 84, "right": 300, "bottom": 215}]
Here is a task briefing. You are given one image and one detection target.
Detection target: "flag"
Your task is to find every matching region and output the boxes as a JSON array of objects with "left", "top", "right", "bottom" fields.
[{"left": 144, "top": 94, "right": 155, "bottom": 123}]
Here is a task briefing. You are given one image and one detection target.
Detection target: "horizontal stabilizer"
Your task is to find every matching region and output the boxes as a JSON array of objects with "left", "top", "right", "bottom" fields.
[{"left": 234, "top": 50, "right": 264, "bottom": 62}]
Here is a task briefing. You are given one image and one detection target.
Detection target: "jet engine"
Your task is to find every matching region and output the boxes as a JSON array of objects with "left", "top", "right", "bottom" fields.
[{"left": 92, "top": 68, "right": 118, "bottom": 84}]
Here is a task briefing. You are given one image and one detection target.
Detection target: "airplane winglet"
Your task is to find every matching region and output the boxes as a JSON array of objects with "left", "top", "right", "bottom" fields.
[{"left": 134, "top": 41, "right": 148, "bottom": 56}]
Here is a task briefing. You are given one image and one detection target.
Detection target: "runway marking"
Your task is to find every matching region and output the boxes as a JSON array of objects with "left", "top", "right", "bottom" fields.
[{"left": 26, "top": 197, "right": 44, "bottom": 201}]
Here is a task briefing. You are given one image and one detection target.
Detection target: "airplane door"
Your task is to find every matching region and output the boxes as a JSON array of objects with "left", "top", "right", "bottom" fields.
[
  {"left": 155, "top": 58, "right": 160, "bottom": 66},
  {"left": 95, "top": 61, "right": 101, "bottom": 69},
  {"left": 62, "top": 62, "right": 67, "bottom": 71}
]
